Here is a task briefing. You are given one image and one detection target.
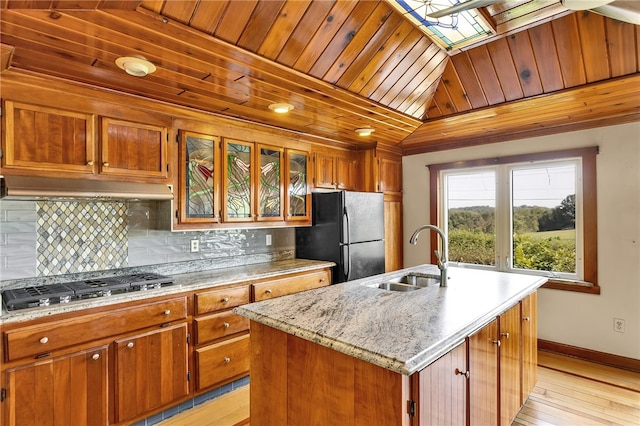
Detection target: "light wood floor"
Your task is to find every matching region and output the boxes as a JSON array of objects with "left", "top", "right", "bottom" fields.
[{"left": 159, "top": 351, "right": 640, "bottom": 426}]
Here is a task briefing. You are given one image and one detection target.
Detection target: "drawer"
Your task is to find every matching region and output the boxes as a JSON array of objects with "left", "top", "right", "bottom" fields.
[
  {"left": 194, "top": 311, "right": 249, "bottom": 345},
  {"left": 4, "top": 297, "right": 187, "bottom": 362},
  {"left": 252, "top": 269, "right": 330, "bottom": 302},
  {"left": 196, "top": 334, "right": 249, "bottom": 390},
  {"left": 195, "top": 285, "right": 250, "bottom": 315}
]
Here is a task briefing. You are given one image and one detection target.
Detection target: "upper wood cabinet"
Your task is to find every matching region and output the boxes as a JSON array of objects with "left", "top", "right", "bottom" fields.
[
  {"left": 378, "top": 156, "right": 402, "bottom": 193},
  {"left": 223, "top": 138, "right": 256, "bottom": 222},
  {"left": 2, "top": 101, "right": 95, "bottom": 174},
  {"left": 99, "top": 117, "right": 169, "bottom": 180},
  {"left": 2, "top": 101, "right": 170, "bottom": 182},
  {"left": 313, "top": 150, "right": 358, "bottom": 191},
  {"left": 285, "top": 149, "right": 311, "bottom": 222},
  {"left": 256, "top": 144, "right": 285, "bottom": 222}
]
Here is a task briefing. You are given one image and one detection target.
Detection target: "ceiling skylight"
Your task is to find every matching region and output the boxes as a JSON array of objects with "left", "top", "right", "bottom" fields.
[{"left": 388, "top": 0, "right": 495, "bottom": 52}]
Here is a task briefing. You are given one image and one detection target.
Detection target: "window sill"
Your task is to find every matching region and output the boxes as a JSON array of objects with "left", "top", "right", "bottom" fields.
[{"left": 542, "top": 279, "right": 600, "bottom": 294}]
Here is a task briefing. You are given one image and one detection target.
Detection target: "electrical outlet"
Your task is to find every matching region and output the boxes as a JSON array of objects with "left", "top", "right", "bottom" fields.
[
  {"left": 190, "top": 239, "right": 199, "bottom": 253},
  {"left": 614, "top": 318, "right": 625, "bottom": 333},
  {"left": 266, "top": 234, "right": 272, "bottom": 246}
]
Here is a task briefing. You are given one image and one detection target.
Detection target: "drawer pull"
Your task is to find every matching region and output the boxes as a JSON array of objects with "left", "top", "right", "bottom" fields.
[
  {"left": 87, "top": 160, "right": 94, "bottom": 166},
  {"left": 39, "top": 337, "right": 49, "bottom": 344},
  {"left": 320, "top": 278, "right": 326, "bottom": 282},
  {"left": 222, "top": 297, "right": 230, "bottom": 302},
  {"left": 455, "top": 368, "right": 470, "bottom": 379},
  {"left": 523, "top": 316, "right": 531, "bottom": 321},
  {"left": 492, "top": 340, "right": 501, "bottom": 347},
  {"left": 126, "top": 342, "right": 134, "bottom": 349},
  {"left": 224, "top": 357, "right": 231, "bottom": 363},
  {"left": 223, "top": 322, "right": 230, "bottom": 328},
  {"left": 501, "top": 332, "right": 510, "bottom": 339},
  {"left": 103, "top": 162, "right": 110, "bottom": 167},
  {"left": 92, "top": 353, "right": 100, "bottom": 360},
  {"left": 265, "top": 289, "right": 272, "bottom": 294},
  {"left": 164, "top": 310, "right": 171, "bottom": 315}
]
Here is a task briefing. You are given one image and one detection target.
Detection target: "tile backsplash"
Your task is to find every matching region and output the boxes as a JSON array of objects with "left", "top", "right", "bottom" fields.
[{"left": 0, "top": 199, "right": 295, "bottom": 281}]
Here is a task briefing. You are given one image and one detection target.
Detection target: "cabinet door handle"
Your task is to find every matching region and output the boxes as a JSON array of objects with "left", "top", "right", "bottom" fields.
[
  {"left": 501, "top": 332, "right": 510, "bottom": 339},
  {"left": 223, "top": 322, "right": 230, "bottom": 328},
  {"left": 492, "top": 340, "right": 501, "bottom": 347},
  {"left": 222, "top": 297, "right": 230, "bottom": 302},
  {"left": 523, "top": 316, "right": 531, "bottom": 322},
  {"left": 127, "top": 342, "right": 134, "bottom": 349},
  {"left": 164, "top": 310, "right": 171, "bottom": 315},
  {"left": 87, "top": 160, "right": 94, "bottom": 166},
  {"left": 224, "top": 357, "right": 231, "bottom": 363},
  {"left": 320, "top": 278, "right": 326, "bottom": 283},
  {"left": 39, "top": 337, "right": 49, "bottom": 344},
  {"left": 92, "top": 353, "right": 100, "bottom": 360},
  {"left": 265, "top": 289, "right": 272, "bottom": 294},
  {"left": 455, "top": 368, "right": 470, "bottom": 379},
  {"left": 103, "top": 162, "right": 110, "bottom": 167}
]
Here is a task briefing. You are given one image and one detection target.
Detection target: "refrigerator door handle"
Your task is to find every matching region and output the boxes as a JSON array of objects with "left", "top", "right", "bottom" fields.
[
  {"left": 343, "top": 207, "right": 350, "bottom": 244},
  {"left": 343, "top": 245, "right": 350, "bottom": 280}
]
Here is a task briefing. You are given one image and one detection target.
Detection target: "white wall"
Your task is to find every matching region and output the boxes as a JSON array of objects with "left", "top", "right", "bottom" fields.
[{"left": 403, "top": 122, "right": 640, "bottom": 359}]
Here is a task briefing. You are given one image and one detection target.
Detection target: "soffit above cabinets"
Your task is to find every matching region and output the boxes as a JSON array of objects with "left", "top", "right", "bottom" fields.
[{"left": 0, "top": 0, "right": 638, "bottom": 153}]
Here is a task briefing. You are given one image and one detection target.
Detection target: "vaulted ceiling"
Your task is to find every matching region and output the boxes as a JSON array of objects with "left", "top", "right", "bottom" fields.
[{"left": 1, "top": 0, "right": 639, "bottom": 154}]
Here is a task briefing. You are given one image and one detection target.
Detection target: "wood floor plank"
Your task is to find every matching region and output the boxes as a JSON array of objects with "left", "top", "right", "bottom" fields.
[{"left": 157, "top": 385, "right": 249, "bottom": 426}]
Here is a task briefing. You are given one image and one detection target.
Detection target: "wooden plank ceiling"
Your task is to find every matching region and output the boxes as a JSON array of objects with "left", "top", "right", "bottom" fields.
[{"left": 0, "top": 0, "right": 638, "bottom": 153}]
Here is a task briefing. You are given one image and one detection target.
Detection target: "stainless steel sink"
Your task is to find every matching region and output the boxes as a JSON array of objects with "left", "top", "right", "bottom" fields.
[{"left": 366, "top": 273, "right": 441, "bottom": 292}]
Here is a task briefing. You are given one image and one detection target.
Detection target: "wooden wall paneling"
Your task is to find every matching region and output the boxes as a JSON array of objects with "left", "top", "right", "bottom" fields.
[
  {"left": 257, "top": 0, "right": 312, "bottom": 60},
  {"left": 237, "top": 0, "right": 286, "bottom": 53},
  {"left": 383, "top": 43, "right": 441, "bottom": 108},
  {"left": 323, "top": 2, "right": 399, "bottom": 86},
  {"left": 275, "top": 0, "right": 335, "bottom": 66},
  {"left": 438, "top": 60, "right": 472, "bottom": 114},
  {"left": 0, "top": 42, "right": 13, "bottom": 70},
  {"left": 486, "top": 37, "right": 524, "bottom": 102},
  {"left": 450, "top": 52, "right": 488, "bottom": 109},
  {"left": 158, "top": 0, "right": 197, "bottom": 24},
  {"left": 467, "top": 44, "right": 506, "bottom": 105},
  {"left": 293, "top": 1, "right": 358, "bottom": 73},
  {"left": 575, "top": 12, "right": 610, "bottom": 82},
  {"left": 551, "top": 14, "right": 587, "bottom": 88},
  {"left": 212, "top": 0, "right": 258, "bottom": 44},
  {"left": 187, "top": 0, "right": 228, "bottom": 35},
  {"left": 528, "top": 22, "right": 565, "bottom": 93},
  {"left": 139, "top": 0, "right": 165, "bottom": 14},
  {"left": 309, "top": 1, "right": 378, "bottom": 79},
  {"left": 505, "top": 30, "right": 544, "bottom": 97},
  {"left": 637, "top": 26, "right": 640, "bottom": 71},
  {"left": 430, "top": 81, "right": 456, "bottom": 116},
  {"left": 402, "top": 56, "right": 448, "bottom": 119},
  {"left": 605, "top": 20, "right": 638, "bottom": 77}
]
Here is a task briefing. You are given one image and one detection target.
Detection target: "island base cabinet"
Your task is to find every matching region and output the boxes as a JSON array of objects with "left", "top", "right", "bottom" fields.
[
  {"left": 500, "top": 303, "right": 523, "bottom": 426},
  {"left": 522, "top": 292, "right": 538, "bottom": 399},
  {"left": 469, "top": 319, "right": 499, "bottom": 426},
  {"left": 411, "top": 342, "right": 467, "bottom": 425},
  {"left": 2, "top": 346, "right": 108, "bottom": 426},
  {"left": 114, "top": 323, "right": 189, "bottom": 424},
  {"left": 249, "top": 321, "right": 411, "bottom": 426}
]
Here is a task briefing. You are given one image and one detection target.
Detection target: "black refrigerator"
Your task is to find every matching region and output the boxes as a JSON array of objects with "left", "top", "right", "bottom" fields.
[{"left": 295, "top": 191, "right": 385, "bottom": 283}]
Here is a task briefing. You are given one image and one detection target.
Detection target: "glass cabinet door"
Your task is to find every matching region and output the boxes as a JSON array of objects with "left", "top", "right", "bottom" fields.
[
  {"left": 223, "top": 139, "right": 255, "bottom": 222},
  {"left": 179, "top": 131, "right": 220, "bottom": 224},
  {"left": 285, "top": 149, "right": 310, "bottom": 222},
  {"left": 257, "top": 144, "right": 284, "bottom": 221}
]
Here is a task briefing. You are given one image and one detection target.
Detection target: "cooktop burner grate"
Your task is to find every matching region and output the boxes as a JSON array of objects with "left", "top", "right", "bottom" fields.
[{"left": 2, "top": 273, "right": 175, "bottom": 311}]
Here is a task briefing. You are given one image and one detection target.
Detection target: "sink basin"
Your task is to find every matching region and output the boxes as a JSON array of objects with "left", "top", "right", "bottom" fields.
[
  {"left": 388, "top": 273, "right": 441, "bottom": 287},
  {"left": 365, "top": 272, "right": 442, "bottom": 292}
]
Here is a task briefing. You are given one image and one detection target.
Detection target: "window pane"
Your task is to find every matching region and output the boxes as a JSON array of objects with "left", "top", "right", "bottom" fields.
[
  {"left": 511, "top": 163, "right": 577, "bottom": 274},
  {"left": 445, "top": 170, "right": 496, "bottom": 266}
]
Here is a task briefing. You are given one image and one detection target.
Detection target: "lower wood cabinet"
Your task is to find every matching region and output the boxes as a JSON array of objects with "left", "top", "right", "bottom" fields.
[
  {"left": 251, "top": 269, "right": 330, "bottom": 301},
  {"left": 468, "top": 319, "right": 499, "bottom": 426},
  {"left": 114, "top": 323, "right": 189, "bottom": 423},
  {"left": 3, "top": 346, "right": 108, "bottom": 426},
  {"left": 500, "top": 303, "right": 523, "bottom": 426},
  {"left": 196, "top": 334, "right": 250, "bottom": 390}
]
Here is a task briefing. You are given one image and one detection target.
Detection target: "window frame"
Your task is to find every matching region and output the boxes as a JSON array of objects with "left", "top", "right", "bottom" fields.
[{"left": 428, "top": 147, "right": 599, "bottom": 294}]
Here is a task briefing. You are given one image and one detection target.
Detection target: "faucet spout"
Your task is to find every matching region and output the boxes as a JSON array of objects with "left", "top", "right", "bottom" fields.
[{"left": 409, "top": 224, "right": 449, "bottom": 287}]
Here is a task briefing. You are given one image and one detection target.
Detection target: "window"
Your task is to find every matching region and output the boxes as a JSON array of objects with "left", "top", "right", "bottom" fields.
[{"left": 429, "top": 147, "right": 599, "bottom": 293}]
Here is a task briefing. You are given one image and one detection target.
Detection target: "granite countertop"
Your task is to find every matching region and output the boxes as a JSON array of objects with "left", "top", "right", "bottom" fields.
[
  {"left": 0, "top": 259, "right": 334, "bottom": 324},
  {"left": 234, "top": 264, "right": 547, "bottom": 376}
]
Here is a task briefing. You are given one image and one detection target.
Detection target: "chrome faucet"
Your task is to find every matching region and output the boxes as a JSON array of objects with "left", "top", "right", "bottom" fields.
[{"left": 409, "top": 224, "right": 448, "bottom": 287}]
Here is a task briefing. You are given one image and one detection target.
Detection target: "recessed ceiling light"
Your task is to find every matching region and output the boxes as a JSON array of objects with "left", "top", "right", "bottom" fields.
[
  {"left": 115, "top": 56, "right": 157, "bottom": 77},
  {"left": 355, "top": 127, "right": 375, "bottom": 137},
  {"left": 268, "top": 103, "right": 294, "bottom": 114}
]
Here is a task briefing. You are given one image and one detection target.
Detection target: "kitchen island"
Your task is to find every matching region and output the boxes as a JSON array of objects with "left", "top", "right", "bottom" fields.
[{"left": 234, "top": 264, "right": 546, "bottom": 426}]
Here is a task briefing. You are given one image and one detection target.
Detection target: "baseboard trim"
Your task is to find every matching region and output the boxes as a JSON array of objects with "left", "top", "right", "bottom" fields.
[{"left": 538, "top": 339, "right": 640, "bottom": 373}]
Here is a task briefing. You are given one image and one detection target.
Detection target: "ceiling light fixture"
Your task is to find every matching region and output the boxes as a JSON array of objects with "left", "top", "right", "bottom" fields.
[
  {"left": 268, "top": 103, "right": 294, "bottom": 114},
  {"left": 115, "top": 55, "right": 157, "bottom": 77},
  {"left": 355, "top": 127, "right": 375, "bottom": 137}
]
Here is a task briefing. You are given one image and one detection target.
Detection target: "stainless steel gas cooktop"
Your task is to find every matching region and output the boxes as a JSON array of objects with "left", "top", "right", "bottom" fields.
[{"left": 2, "top": 273, "right": 175, "bottom": 311}]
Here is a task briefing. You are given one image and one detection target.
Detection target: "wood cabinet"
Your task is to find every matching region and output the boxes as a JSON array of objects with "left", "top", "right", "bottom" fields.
[
  {"left": 251, "top": 269, "right": 331, "bottom": 302},
  {"left": 377, "top": 155, "right": 402, "bottom": 194},
  {"left": 114, "top": 323, "right": 189, "bottom": 423},
  {"left": 384, "top": 192, "right": 403, "bottom": 272},
  {"left": 2, "top": 345, "right": 108, "bottom": 426},
  {"left": 499, "top": 303, "right": 522, "bottom": 426},
  {"left": 2, "top": 100, "right": 95, "bottom": 174},
  {"left": 313, "top": 150, "right": 357, "bottom": 190},
  {"left": 2, "top": 101, "right": 170, "bottom": 182},
  {"left": 468, "top": 319, "right": 499, "bottom": 426},
  {"left": 284, "top": 149, "right": 311, "bottom": 222},
  {"left": 522, "top": 292, "right": 538, "bottom": 400}
]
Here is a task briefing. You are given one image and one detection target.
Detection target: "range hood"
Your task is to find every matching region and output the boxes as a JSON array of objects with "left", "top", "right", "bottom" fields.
[{"left": 0, "top": 175, "right": 173, "bottom": 201}]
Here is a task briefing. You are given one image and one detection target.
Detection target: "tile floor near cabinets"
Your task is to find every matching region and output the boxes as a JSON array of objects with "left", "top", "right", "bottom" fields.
[{"left": 157, "top": 351, "right": 640, "bottom": 426}]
